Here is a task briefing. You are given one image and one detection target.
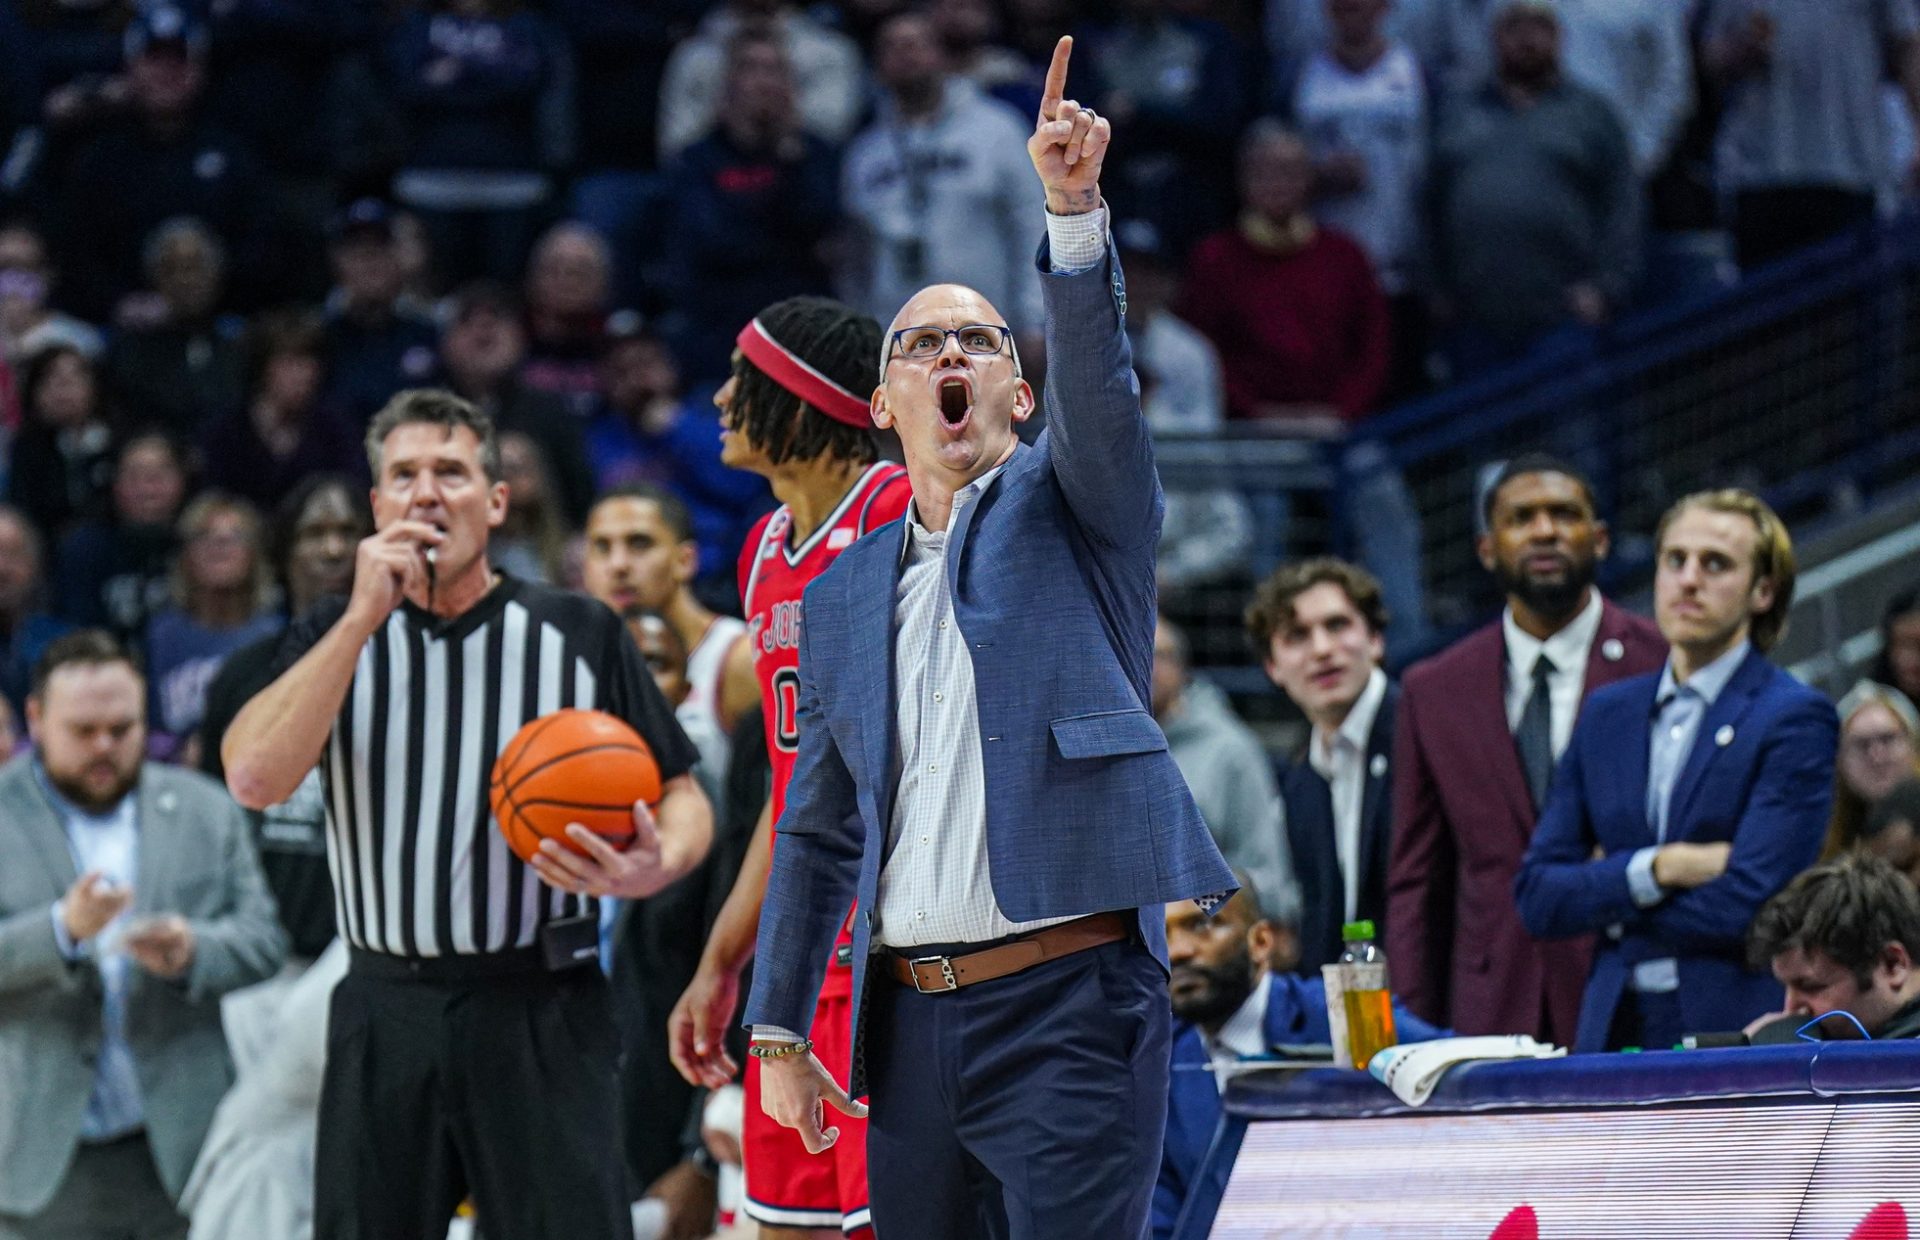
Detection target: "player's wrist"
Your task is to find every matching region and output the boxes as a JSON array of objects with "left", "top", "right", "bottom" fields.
[{"left": 1044, "top": 186, "right": 1101, "bottom": 216}]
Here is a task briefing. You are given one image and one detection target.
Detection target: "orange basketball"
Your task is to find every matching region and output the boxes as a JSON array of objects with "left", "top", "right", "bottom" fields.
[{"left": 489, "top": 709, "right": 661, "bottom": 864}]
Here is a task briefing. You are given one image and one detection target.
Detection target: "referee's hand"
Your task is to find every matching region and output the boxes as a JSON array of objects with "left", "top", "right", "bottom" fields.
[
  {"left": 531, "top": 799, "right": 677, "bottom": 899},
  {"left": 346, "top": 521, "right": 443, "bottom": 630},
  {"left": 760, "top": 1049, "right": 867, "bottom": 1155}
]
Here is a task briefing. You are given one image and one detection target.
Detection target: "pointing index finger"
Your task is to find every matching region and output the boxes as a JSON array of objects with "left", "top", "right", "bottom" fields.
[{"left": 1039, "top": 35, "right": 1072, "bottom": 121}]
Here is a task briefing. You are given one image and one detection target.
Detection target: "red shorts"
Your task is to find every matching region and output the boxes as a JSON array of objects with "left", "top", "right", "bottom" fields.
[{"left": 742, "top": 991, "right": 870, "bottom": 1235}]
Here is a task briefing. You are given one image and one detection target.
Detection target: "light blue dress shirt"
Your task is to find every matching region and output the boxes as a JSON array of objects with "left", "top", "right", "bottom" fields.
[
  {"left": 1623, "top": 642, "right": 1750, "bottom": 992},
  {"left": 40, "top": 762, "right": 146, "bottom": 1140}
]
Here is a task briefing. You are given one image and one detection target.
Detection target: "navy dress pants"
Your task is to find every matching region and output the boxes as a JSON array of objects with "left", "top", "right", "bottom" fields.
[{"left": 864, "top": 937, "right": 1170, "bottom": 1239}]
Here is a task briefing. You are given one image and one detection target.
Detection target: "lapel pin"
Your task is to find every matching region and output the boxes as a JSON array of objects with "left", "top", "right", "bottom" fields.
[
  {"left": 158, "top": 791, "right": 177, "bottom": 813},
  {"left": 1601, "top": 638, "right": 1625, "bottom": 662},
  {"left": 1715, "top": 725, "right": 1734, "bottom": 748},
  {"left": 1370, "top": 754, "right": 1388, "bottom": 779}
]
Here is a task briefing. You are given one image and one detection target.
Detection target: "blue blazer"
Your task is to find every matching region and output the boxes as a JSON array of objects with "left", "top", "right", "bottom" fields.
[
  {"left": 1154, "top": 972, "right": 1444, "bottom": 1239},
  {"left": 741, "top": 242, "right": 1236, "bottom": 1091},
  {"left": 1514, "top": 649, "right": 1837, "bottom": 1051},
  {"left": 1278, "top": 683, "right": 1399, "bottom": 972}
]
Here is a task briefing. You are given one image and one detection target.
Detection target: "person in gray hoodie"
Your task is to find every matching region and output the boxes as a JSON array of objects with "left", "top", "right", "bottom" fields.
[
  {"left": 1154, "top": 615, "right": 1299, "bottom": 931},
  {"left": 840, "top": 11, "right": 1045, "bottom": 341}
]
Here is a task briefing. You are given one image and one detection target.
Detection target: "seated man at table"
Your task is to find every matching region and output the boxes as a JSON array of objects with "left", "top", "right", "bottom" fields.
[
  {"left": 1746, "top": 853, "right": 1920, "bottom": 1041},
  {"left": 1156, "top": 881, "right": 1441, "bottom": 1239}
]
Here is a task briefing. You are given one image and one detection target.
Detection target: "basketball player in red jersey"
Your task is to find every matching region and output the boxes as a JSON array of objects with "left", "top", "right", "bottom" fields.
[{"left": 670, "top": 296, "right": 909, "bottom": 1239}]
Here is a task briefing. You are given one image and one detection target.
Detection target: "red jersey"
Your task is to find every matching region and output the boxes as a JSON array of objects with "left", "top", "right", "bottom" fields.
[{"left": 739, "top": 462, "right": 912, "bottom": 994}]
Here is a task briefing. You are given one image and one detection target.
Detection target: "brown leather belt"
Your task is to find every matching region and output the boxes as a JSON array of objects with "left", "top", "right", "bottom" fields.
[{"left": 884, "top": 912, "right": 1131, "bottom": 993}]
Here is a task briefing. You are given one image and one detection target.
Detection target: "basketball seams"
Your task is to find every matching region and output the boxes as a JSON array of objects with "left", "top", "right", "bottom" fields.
[
  {"left": 494, "top": 708, "right": 573, "bottom": 790},
  {"left": 501, "top": 740, "right": 654, "bottom": 802}
]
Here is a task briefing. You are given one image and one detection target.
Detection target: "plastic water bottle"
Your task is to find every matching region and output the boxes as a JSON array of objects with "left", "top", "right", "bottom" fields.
[{"left": 1338, "top": 920, "right": 1398, "bottom": 1071}]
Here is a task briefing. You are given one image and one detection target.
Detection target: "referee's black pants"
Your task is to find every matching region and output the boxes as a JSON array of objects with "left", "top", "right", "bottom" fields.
[{"left": 314, "top": 949, "right": 630, "bottom": 1240}]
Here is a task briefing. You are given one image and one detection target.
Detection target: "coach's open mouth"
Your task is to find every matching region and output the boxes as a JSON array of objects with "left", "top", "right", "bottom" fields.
[{"left": 936, "top": 376, "right": 972, "bottom": 433}]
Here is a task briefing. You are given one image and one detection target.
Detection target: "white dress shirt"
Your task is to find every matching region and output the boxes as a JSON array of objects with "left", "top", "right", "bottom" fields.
[
  {"left": 874, "top": 467, "right": 1074, "bottom": 949},
  {"left": 1307, "top": 667, "right": 1388, "bottom": 925},
  {"left": 1502, "top": 589, "right": 1605, "bottom": 761}
]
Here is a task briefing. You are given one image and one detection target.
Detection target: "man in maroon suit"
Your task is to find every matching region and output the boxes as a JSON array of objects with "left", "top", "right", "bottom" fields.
[{"left": 1387, "top": 455, "right": 1665, "bottom": 1043}]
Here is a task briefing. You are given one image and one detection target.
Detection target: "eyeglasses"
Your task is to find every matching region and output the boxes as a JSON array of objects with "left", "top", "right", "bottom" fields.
[{"left": 885, "top": 323, "right": 1012, "bottom": 366}]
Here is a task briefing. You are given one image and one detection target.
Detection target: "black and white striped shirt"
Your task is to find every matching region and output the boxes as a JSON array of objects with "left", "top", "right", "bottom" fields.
[{"left": 273, "top": 575, "right": 697, "bottom": 958}]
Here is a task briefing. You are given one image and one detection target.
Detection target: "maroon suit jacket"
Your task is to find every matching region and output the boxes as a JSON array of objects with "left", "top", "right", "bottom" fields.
[{"left": 1386, "top": 598, "right": 1666, "bottom": 1044}]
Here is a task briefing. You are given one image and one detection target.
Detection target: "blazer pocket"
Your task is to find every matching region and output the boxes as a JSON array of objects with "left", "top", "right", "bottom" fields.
[{"left": 1049, "top": 709, "right": 1170, "bottom": 760}]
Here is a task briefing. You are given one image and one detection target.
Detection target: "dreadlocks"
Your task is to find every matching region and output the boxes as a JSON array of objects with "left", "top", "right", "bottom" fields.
[{"left": 729, "top": 296, "right": 882, "bottom": 467}]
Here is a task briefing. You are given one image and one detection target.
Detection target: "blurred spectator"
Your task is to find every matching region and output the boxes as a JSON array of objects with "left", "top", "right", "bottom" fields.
[
  {"left": 1291, "top": 0, "right": 1430, "bottom": 398},
  {"left": 1080, "top": 0, "right": 1248, "bottom": 253},
  {"left": 1248, "top": 558, "right": 1398, "bottom": 972},
  {"left": 1748, "top": 853, "right": 1920, "bottom": 1040},
  {"left": 1155, "top": 887, "right": 1441, "bottom": 1239},
  {"left": 0, "top": 693, "right": 17, "bottom": 760},
  {"left": 199, "top": 474, "right": 369, "bottom": 963},
  {"left": 1118, "top": 221, "right": 1252, "bottom": 612},
  {"left": 1266, "top": 0, "right": 1459, "bottom": 98},
  {"left": 1181, "top": 121, "right": 1390, "bottom": 422},
  {"left": 200, "top": 309, "right": 366, "bottom": 513},
  {"left": 384, "top": 0, "right": 574, "bottom": 288},
  {"left": 552, "top": 0, "right": 703, "bottom": 303},
  {"left": 0, "top": 503, "right": 73, "bottom": 717},
  {"left": 1153, "top": 616, "right": 1295, "bottom": 921},
  {"left": 521, "top": 222, "right": 614, "bottom": 416},
  {"left": 1704, "top": 0, "right": 1920, "bottom": 271},
  {"left": 0, "top": 220, "right": 103, "bottom": 363},
  {"left": 941, "top": 0, "right": 1037, "bottom": 115},
  {"left": 102, "top": 218, "right": 245, "bottom": 439},
  {"left": 841, "top": 12, "right": 1044, "bottom": 339},
  {"left": 586, "top": 324, "right": 770, "bottom": 580},
  {"left": 433, "top": 281, "right": 594, "bottom": 525},
  {"left": 320, "top": 198, "right": 440, "bottom": 427},
  {"left": 1862, "top": 780, "right": 1920, "bottom": 890},
  {"left": 491, "top": 430, "right": 569, "bottom": 584},
  {"left": 1554, "top": 0, "right": 1693, "bottom": 180},
  {"left": 656, "top": 0, "right": 864, "bottom": 161},
  {"left": 626, "top": 607, "right": 729, "bottom": 816},
  {"left": 1388, "top": 455, "right": 1666, "bottom": 1044},
  {"left": 8, "top": 345, "right": 116, "bottom": 544},
  {"left": 1873, "top": 586, "right": 1920, "bottom": 705},
  {"left": 1518, "top": 490, "right": 1837, "bottom": 1051},
  {"left": 1824, "top": 681, "right": 1920, "bottom": 859},
  {"left": 0, "top": 630, "right": 283, "bottom": 1240},
  {"left": 52, "top": 5, "right": 272, "bottom": 318},
  {"left": 1428, "top": 0, "right": 1636, "bottom": 373},
  {"left": 9, "top": 0, "right": 136, "bottom": 142},
  {"left": 143, "top": 493, "right": 281, "bottom": 756},
  {"left": 662, "top": 29, "right": 839, "bottom": 384},
  {"left": 53, "top": 430, "right": 188, "bottom": 642}
]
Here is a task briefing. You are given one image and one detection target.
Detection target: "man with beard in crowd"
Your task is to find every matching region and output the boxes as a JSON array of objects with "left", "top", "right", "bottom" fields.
[
  {"left": 1388, "top": 455, "right": 1664, "bottom": 1045},
  {"left": 1156, "top": 881, "right": 1439, "bottom": 1238}
]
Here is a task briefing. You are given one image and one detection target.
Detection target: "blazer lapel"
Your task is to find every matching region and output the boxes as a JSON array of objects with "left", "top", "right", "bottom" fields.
[
  {"left": 1359, "top": 688, "right": 1396, "bottom": 894},
  {"left": 851, "top": 541, "right": 905, "bottom": 841},
  {"left": 1665, "top": 652, "right": 1766, "bottom": 837},
  {"left": 133, "top": 771, "right": 179, "bottom": 917},
  {"left": 16, "top": 770, "right": 80, "bottom": 895},
  {"left": 1459, "top": 629, "right": 1537, "bottom": 833}
]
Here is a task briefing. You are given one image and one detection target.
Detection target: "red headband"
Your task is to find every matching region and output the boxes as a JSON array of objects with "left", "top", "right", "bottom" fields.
[{"left": 736, "top": 318, "right": 872, "bottom": 428}]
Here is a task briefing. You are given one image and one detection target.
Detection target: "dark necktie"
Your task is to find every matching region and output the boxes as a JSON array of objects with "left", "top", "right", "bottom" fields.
[{"left": 1516, "top": 653, "right": 1556, "bottom": 811}]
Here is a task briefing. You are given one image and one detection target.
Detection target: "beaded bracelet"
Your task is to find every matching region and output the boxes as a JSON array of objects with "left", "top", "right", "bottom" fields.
[{"left": 747, "top": 1037, "right": 815, "bottom": 1061}]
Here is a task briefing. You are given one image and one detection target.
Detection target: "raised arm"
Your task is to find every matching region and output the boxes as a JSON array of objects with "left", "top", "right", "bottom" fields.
[{"left": 1026, "top": 36, "right": 1162, "bottom": 550}]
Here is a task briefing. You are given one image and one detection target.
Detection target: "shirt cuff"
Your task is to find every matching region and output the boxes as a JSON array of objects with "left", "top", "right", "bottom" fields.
[
  {"left": 1627, "top": 847, "right": 1665, "bottom": 908},
  {"left": 1045, "top": 205, "right": 1109, "bottom": 274},
  {"left": 751, "top": 1025, "right": 804, "bottom": 1044},
  {"left": 50, "top": 902, "right": 82, "bottom": 961}
]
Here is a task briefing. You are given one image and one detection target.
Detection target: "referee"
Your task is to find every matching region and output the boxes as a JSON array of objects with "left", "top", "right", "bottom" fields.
[{"left": 222, "top": 389, "right": 712, "bottom": 1240}]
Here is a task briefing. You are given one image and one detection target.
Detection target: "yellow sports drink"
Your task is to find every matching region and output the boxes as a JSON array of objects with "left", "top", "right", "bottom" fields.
[{"left": 1338, "top": 920, "right": 1398, "bottom": 1070}]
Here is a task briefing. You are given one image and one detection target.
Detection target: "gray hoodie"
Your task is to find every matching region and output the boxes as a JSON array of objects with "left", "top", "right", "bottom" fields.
[{"left": 1161, "top": 677, "right": 1299, "bottom": 922}]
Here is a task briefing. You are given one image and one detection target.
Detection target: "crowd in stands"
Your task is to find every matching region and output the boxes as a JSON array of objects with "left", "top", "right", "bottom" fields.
[{"left": 3, "top": 0, "right": 1920, "bottom": 1237}]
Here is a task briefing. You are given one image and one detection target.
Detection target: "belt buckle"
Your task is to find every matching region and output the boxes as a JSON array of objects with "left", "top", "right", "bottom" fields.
[{"left": 910, "top": 954, "right": 957, "bottom": 993}]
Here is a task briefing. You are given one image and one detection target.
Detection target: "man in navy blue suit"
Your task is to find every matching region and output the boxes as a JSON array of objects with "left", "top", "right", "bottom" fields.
[
  {"left": 1155, "top": 883, "right": 1441, "bottom": 1239},
  {"left": 737, "top": 37, "right": 1236, "bottom": 1240},
  {"left": 1517, "top": 489, "right": 1837, "bottom": 1052}
]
